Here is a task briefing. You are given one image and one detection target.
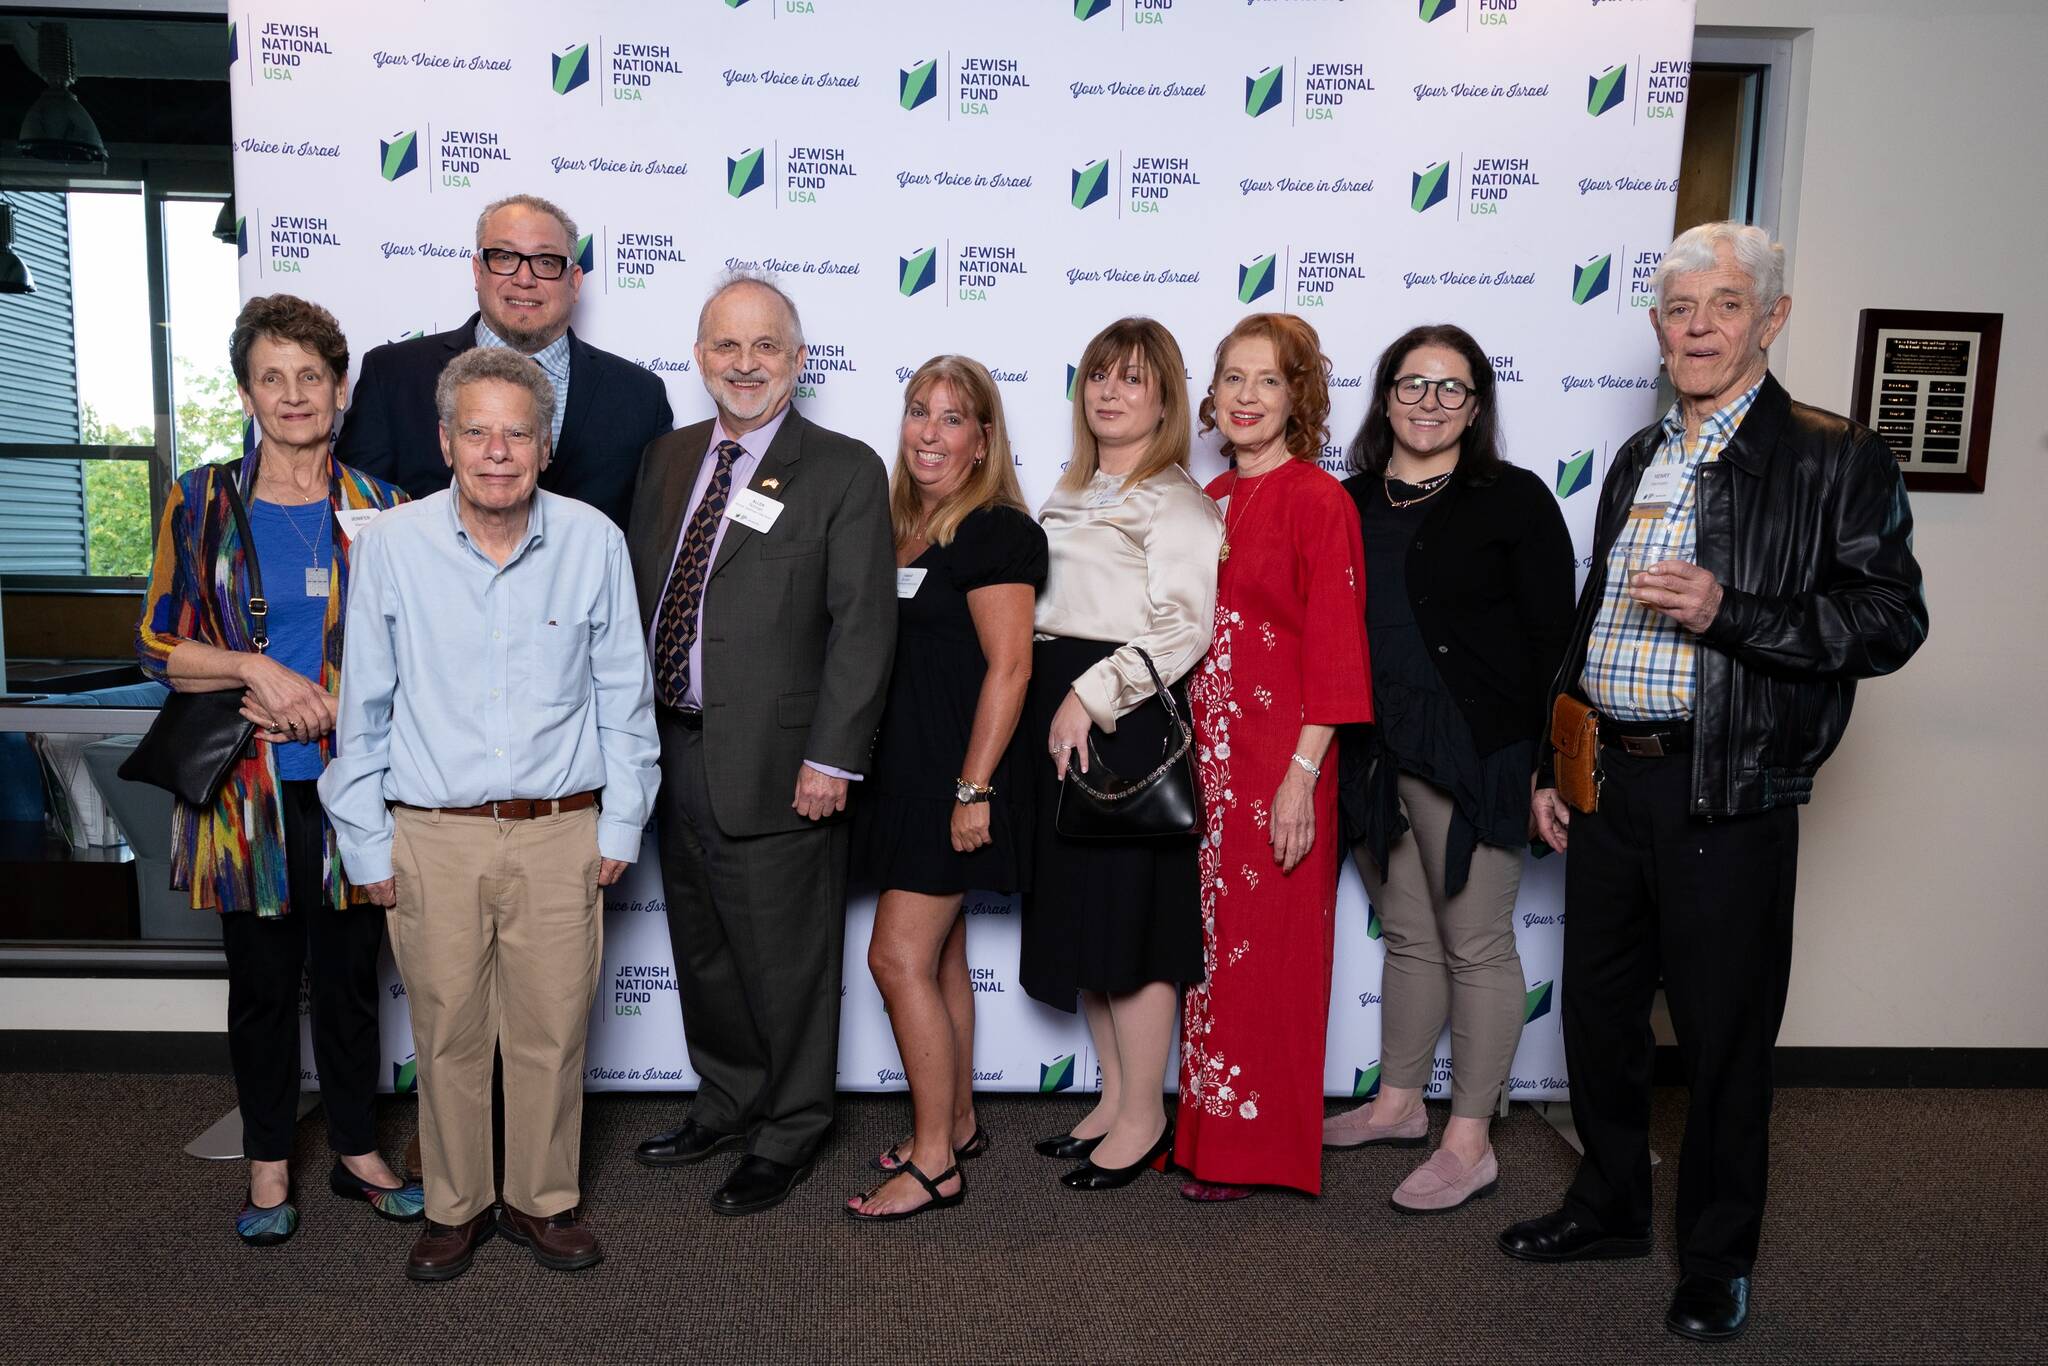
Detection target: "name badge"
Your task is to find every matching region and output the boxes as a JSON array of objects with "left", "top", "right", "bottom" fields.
[
  {"left": 726, "top": 487, "right": 785, "bottom": 534},
  {"left": 335, "top": 507, "right": 382, "bottom": 541},
  {"left": 304, "top": 566, "right": 332, "bottom": 598},
  {"left": 896, "top": 568, "right": 928, "bottom": 599},
  {"left": 1629, "top": 464, "right": 1683, "bottom": 520}
]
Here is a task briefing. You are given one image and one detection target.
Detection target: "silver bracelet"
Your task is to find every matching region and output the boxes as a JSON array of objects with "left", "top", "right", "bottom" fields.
[{"left": 1290, "top": 752, "right": 1322, "bottom": 780}]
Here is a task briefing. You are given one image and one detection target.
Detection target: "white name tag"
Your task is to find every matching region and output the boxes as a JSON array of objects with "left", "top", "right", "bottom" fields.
[
  {"left": 726, "top": 487, "right": 785, "bottom": 534},
  {"left": 335, "top": 507, "right": 382, "bottom": 541},
  {"left": 1629, "top": 464, "right": 1683, "bottom": 519},
  {"left": 304, "top": 566, "right": 332, "bottom": 598},
  {"left": 896, "top": 568, "right": 928, "bottom": 599}
]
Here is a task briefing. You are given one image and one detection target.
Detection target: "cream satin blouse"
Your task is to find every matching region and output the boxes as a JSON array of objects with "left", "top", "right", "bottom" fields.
[{"left": 1035, "top": 464, "right": 1223, "bottom": 731}]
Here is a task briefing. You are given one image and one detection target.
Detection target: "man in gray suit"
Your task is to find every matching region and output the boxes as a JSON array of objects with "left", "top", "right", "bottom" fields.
[{"left": 627, "top": 274, "right": 895, "bottom": 1215}]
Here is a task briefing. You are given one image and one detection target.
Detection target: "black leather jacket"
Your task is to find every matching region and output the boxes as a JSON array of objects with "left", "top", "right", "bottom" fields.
[{"left": 1544, "top": 373, "right": 1928, "bottom": 816}]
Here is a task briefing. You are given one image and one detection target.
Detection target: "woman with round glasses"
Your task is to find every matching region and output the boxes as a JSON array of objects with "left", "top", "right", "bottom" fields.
[{"left": 1324, "top": 324, "right": 1575, "bottom": 1213}]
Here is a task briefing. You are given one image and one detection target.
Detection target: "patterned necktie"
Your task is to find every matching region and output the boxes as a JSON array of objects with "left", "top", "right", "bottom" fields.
[{"left": 652, "top": 439, "right": 744, "bottom": 708}]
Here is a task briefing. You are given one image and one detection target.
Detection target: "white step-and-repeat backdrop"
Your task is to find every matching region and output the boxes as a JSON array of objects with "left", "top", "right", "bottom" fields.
[{"left": 238, "top": 0, "right": 1698, "bottom": 1100}]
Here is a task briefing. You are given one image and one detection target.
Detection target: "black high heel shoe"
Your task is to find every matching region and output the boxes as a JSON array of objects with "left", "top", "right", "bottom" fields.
[
  {"left": 1059, "top": 1122, "right": 1175, "bottom": 1191},
  {"left": 1034, "top": 1131, "right": 1104, "bottom": 1161}
]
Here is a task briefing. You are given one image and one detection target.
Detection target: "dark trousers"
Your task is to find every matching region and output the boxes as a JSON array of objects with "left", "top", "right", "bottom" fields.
[
  {"left": 219, "top": 780, "right": 386, "bottom": 1163},
  {"left": 1561, "top": 749, "right": 1798, "bottom": 1279},
  {"left": 656, "top": 708, "right": 848, "bottom": 1167}
]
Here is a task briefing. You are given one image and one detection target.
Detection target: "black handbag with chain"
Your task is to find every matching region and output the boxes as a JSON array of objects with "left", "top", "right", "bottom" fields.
[
  {"left": 1055, "top": 646, "right": 1202, "bottom": 840},
  {"left": 119, "top": 465, "right": 268, "bottom": 807}
]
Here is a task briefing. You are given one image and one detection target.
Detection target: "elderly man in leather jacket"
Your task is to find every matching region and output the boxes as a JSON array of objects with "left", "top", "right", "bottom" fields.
[{"left": 1499, "top": 222, "right": 1928, "bottom": 1343}]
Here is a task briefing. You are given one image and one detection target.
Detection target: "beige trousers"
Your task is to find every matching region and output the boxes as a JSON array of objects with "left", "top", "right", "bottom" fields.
[
  {"left": 387, "top": 806, "right": 603, "bottom": 1224},
  {"left": 1353, "top": 773, "right": 1526, "bottom": 1118}
]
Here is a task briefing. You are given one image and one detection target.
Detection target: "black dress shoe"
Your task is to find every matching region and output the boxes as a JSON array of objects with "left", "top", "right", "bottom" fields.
[
  {"left": 634, "top": 1119, "right": 746, "bottom": 1168},
  {"left": 1497, "top": 1208, "right": 1652, "bottom": 1262},
  {"left": 1666, "top": 1273, "right": 1750, "bottom": 1341},
  {"left": 1059, "top": 1122, "right": 1174, "bottom": 1191},
  {"left": 1034, "top": 1132, "right": 1104, "bottom": 1161},
  {"left": 710, "top": 1154, "right": 814, "bottom": 1216}
]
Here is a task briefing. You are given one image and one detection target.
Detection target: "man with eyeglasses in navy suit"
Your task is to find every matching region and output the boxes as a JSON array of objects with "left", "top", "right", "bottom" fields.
[{"left": 338, "top": 192, "right": 673, "bottom": 531}]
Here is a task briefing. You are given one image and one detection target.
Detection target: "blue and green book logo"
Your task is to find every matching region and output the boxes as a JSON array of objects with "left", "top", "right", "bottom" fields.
[
  {"left": 1040, "top": 1053, "right": 1077, "bottom": 1092},
  {"left": 1556, "top": 450, "right": 1593, "bottom": 499},
  {"left": 1071, "top": 158, "right": 1110, "bottom": 210},
  {"left": 1352, "top": 1063, "right": 1383, "bottom": 1099},
  {"left": 1572, "top": 253, "right": 1612, "bottom": 305},
  {"left": 393, "top": 1057, "right": 418, "bottom": 1094},
  {"left": 553, "top": 43, "right": 590, "bottom": 95},
  {"left": 379, "top": 131, "right": 419, "bottom": 182},
  {"left": 234, "top": 216, "right": 247, "bottom": 257},
  {"left": 1366, "top": 904, "right": 1384, "bottom": 941},
  {"left": 1238, "top": 253, "right": 1277, "bottom": 305},
  {"left": 1411, "top": 160, "right": 1449, "bottom": 213},
  {"left": 1065, "top": 364, "right": 1079, "bottom": 402},
  {"left": 1075, "top": 0, "right": 1113, "bottom": 19},
  {"left": 1246, "top": 65, "right": 1285, "bottom": 118},
  {"left": 228, "top": 21, "right": 238, "bottom": 64},
  {"left": 900, "top": 58, "right": 937, "bottom": 111},
  {"left": 1523, "top": 980, "right": 1555, "bottom": 1024},
  {"left": 1587, "top": 63, "right": 1627, "bottom": 117},
  {"left": 1419, "top": 0, "right": 1456, "bottom": 22},
  {"left": 727, "top": 147, "right": 766, "bottom": 198},
  {"left": 899, "top": 246, "right": 937, "bottom": 296},
  {"left": 574, "top": 234, "right": 594, "bottom": 275}
]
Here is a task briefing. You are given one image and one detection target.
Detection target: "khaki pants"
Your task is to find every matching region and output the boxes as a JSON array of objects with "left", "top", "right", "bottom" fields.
[
  {"left": 1353, "top": 773, "right": 1525, "bottom": 1118},
  {"left": 387, "top": 805, "right": 603, "bottom": 1224}
]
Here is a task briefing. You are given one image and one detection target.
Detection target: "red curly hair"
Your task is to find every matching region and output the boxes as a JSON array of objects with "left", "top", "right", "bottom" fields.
[{"left": 1197, "top": 312, "right": 1332, "bottom": 462}]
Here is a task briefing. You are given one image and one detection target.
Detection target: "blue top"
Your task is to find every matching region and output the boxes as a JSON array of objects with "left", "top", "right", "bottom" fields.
[
  {"left": 249, "top": 498, "right": 331, "bottom": 780},
  {"left": 318, "top": 488, "right": 661, "bottom": 884}
]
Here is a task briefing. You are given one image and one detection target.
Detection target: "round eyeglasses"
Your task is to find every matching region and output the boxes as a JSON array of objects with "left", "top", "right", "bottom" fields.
[{"left": 1392, "top": 375, "right": 1472, "bottom": 410}]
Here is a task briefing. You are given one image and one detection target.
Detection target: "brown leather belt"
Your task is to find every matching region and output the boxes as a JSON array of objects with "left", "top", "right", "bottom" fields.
[{"left": 393, "top": 790, "right": 600, "bottom": 821}]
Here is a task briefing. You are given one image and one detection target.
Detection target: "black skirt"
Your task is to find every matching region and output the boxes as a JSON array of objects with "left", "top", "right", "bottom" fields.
[{"left": 1018, "top": 636, "right": 1204, "bottom": 1012}]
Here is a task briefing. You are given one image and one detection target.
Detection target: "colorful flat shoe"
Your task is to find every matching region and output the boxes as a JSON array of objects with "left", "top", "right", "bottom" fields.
[
  {"left": 328, "top": 1159, "right": 426, "bottom": 1222},
  {"left": 237, "top": 1187, "right": 299, "bottom": 1247},
  {"left": 875, "top": 1125, "right": 991, "bottom": 1173}
]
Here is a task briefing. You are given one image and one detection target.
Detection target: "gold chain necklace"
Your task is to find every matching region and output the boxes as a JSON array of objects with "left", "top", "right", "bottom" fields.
[
  {"left": 1382, "top": 469, "right": 1455, "bottom": 510},
  {"left": 1218, "top": 465, "right": 1277, "bottom": 563}
]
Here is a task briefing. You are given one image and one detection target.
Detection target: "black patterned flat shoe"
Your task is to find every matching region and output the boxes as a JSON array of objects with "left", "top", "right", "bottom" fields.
[
  {"left": 328, "top": 1160, "right": 426, "bottom": 1222},
  {"left": 236, "top": 1186, "right": 299, "bottom": 1247}
]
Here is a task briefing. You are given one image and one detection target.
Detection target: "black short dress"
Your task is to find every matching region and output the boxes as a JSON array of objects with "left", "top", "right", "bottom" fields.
[{"left": 853, "top": 503, "right": 1049, "bottom": 896}]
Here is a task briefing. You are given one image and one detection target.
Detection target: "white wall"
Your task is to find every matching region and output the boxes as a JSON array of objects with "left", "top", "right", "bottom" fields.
[{"left": 1696, "top": 0, "right": 2048, "bottom": 1048}]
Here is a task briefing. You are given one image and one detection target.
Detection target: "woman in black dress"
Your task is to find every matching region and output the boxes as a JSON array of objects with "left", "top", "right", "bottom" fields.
[
  {"left": 1326, "top": 324, "right": 1575, "bottom": 1212},
  {"left": 848, "top": 355, "right": 1047, "bottom": 1221}
]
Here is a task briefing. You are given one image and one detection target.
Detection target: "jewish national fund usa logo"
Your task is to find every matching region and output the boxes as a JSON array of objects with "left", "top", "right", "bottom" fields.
[
  {"left": 1238, "top": 253, "right": 1277, "bottom": 305},
  {"left": 1075, "top": 0, "right": 1113, "bottom": 20},
  {"left": 1572, "top": 253, "right": 1612, "bottom": 305},
  {"left": 1411, "top": 160, "right": 1449, "bottom": 213},
  {"left": 553, "top": 42, "right": 591, "bottom": 95},
  {"left": 900, "top": 58, "right": 937, "bottom": 111},
  {"left": 1418, "top": 0, "right": 1456, "bottom": 22},
  {"left": 1246, "top": 65, "right": 1285, "bottom": 118},
  {"left": 234, "top": 216, "right": 248, "bottom": 257},
  {"left": 1352, "top": 1063, "right": 1383, "bottom": 1099},
  {"left": 1065, "top": 364, "right": 1079, "bottom": 402},
  {"left": 1556, "top": 450, "right": 1593, "bottom": 499},
  {"left": 728, "top": 147, "right": 766, "bottom": 198},
  {"left": 899, "top": 246, "right": 937, "bottom": 297},
  {"left": 1040, "top": 1053, "right": 1077, "bottom": 1092},
  {"left": 1071, "top": 158, "right": 1110, "bottom": 210},
  {"left": 1523, "top": 979, "right": 1555, "bottom": 1024},
  {"left": 575, "top": 234, "right": 595, "bottom": 275},
  {"left": 379, "top": 131, "right": 419, "bottom": 181},
  {"left": 1587, "top": 63, "right": 1627, "bottom": 117}
]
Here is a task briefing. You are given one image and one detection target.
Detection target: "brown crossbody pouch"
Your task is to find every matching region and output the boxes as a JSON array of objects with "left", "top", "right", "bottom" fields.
[{"left": 1551, "top": 694, "right": 1602, "bottom": 814}]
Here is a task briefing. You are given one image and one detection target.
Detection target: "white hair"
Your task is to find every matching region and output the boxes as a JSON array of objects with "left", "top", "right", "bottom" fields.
[
  {"left": 696, "top": 270, "right": 805, "bottom": 352},
  {"left": 1652, "top": 221, "right": 1786, "bottom": 313},
  {"left": 435, "top": 346, "right": 556, "bottom": 437}
]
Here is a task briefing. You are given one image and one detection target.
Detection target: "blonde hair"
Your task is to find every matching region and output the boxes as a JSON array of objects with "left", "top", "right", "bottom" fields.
[
  {"left": 1058, "top": 317, "right": 1193, "bottom": 493},
  {"left": 887, "top": 355, "right": 1028, "bottom": 547}
]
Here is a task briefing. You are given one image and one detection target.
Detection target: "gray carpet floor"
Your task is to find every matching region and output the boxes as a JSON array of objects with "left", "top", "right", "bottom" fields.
[{"left": 2, "top": 1075, "right": 2043, "bottom": 1363}]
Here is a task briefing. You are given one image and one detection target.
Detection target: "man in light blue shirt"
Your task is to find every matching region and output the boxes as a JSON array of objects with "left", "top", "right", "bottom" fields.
[{"left": 320, "top": 346, "right": 657, "bottom": 1283}]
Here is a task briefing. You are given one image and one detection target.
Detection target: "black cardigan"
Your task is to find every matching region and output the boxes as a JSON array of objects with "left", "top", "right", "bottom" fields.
[{"left": 1342, "top": 464, "right": 1577, "bottom": 755}]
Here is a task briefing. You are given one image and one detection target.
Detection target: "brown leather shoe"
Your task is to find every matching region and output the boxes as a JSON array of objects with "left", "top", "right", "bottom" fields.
[
  {"left": 405, "top": 1209, "right": 496, "bottom": 1283},
  {"left": 498, "top": 1203, "right": 604, "bottom": 1272}
]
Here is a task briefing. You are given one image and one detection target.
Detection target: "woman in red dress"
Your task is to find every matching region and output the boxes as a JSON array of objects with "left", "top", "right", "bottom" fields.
[{"left": 1175, "top": 314, "right": 1372, "bottom": 1201}]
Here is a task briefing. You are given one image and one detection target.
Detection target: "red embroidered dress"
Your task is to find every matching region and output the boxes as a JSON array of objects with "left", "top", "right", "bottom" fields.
[{"left": 1176, "top": 459, "right": 1371, "bottom": 1194}]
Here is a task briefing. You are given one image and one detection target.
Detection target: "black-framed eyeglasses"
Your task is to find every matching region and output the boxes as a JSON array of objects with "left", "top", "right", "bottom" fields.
[
  {"left": 479, "top": 248, "right": 572, "bottom": 280},
  {"left": 1392, "top": 375, "right": 1473, "bottom": 410}
]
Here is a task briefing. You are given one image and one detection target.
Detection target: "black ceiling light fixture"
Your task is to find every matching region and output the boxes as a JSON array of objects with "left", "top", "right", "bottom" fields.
[
  {"left": 212, "top": 195, "right": 237, "bottom": 244},
  {"left": 0, "top": 201, "right": 38, "bottom": 295},
  {"left": 17, "top": 23, "right": 109, "bottom": 164}
]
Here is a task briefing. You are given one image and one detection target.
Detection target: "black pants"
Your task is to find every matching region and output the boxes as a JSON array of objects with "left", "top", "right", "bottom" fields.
[
  {"left": 1561, "top": 748, "right": 1798, "bottom": 1279},
  {"left": 656, "top": 707, "right": 847, "bottom": 1167},
  {"left": 219, "top": 780, "right": 386, "bottom": 1163}
]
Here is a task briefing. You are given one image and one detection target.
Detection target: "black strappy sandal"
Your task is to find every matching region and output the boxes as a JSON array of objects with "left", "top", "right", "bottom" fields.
[
  {"left": 874, "top": 1125, "right": 990, "bottom": 1174},
  {"left": 846, "top": 1160, "right": 966, "bottom": 1223}
]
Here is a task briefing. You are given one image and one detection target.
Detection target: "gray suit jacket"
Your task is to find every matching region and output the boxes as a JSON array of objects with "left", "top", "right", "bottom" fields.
[{"left": 629, "top": 406, "right": 896, "bottom": 837}]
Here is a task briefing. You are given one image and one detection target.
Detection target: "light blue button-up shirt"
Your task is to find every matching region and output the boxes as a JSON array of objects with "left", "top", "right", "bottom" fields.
[{"left": 319, "top": 488, "right": 659, "bottom": 884}]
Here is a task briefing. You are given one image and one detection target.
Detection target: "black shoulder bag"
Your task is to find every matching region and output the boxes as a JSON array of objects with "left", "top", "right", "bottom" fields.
[
  {"left": 120, "top": 469, "right": 268, "bottom": 807},
  {"left": 1055, "top": 646, "right": 1202, "bottom": 840}
]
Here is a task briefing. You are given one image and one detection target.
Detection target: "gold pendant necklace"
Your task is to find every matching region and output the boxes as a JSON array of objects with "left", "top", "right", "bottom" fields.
[{"left": 1218, "top": 466, "right": 1276, "bottom": 564}]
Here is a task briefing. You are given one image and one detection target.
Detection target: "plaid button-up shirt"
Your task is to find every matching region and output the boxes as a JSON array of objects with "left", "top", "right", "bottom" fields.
[
  {"left": 1581, "top": 379, "right": 1762, "bottom": 721},
  {"left": 475, "top": 320, "right": 572, "bottom": 448}
]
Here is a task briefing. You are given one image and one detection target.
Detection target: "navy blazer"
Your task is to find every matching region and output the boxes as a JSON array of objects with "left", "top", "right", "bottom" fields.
[{"left": 335, "top": 312, "right": 674, "bottom": 530}]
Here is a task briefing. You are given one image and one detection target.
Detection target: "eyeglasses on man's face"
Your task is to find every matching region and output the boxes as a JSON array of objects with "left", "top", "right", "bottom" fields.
[
  {"left": 479, "top": 248, "right": 572, "bottom": 281},
  {"left": 1391, "top": 375, "right": 1473, "bottom": 410}
]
